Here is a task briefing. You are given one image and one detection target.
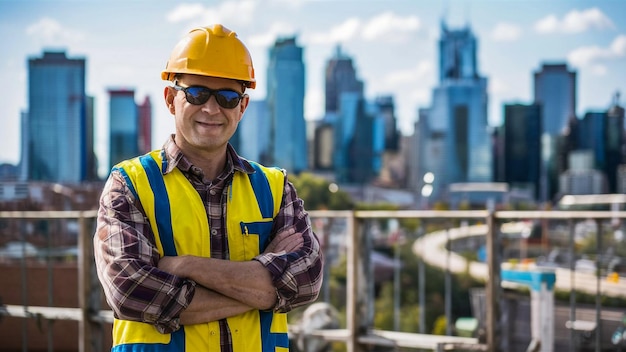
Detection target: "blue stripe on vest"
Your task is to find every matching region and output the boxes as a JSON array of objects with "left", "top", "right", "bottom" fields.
[
  {"left": 139, "top": 155, "right": 177, "bottom": 257},
  {"left": 127, "top": 156, "right": 285, "bottom": 351},
  {"left": 114, "top": 167, "right": 138, "bottom": 200},
  {"left": 260, "top": 311, "right": 289, "bottom": 352},
  {"left": 111, "top": 330, "right": 185, "bottom": 352},
  {"left": 248, "top": 162, "right": 274, "bottom": 219},
  {"left": 135, "top": 154, "right": 186, "bottom": 351},
  {"left": 247, "top": 163, "right": 289, "bottom": 351}
]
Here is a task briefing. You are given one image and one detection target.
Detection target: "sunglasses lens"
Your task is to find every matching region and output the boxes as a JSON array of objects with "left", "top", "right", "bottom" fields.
[
  {"left": 215, "top": 90, "right": 242, "bottom": 109},
  {"left": 178, "top": 85, "right": 242, "bottom": 108},
  {"left": 184, "top": 87, "right": 211, "bottom": 105}
]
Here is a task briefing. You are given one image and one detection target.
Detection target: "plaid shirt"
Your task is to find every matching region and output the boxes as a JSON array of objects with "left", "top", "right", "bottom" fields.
[{"left": 94, "top": 136, "right": 323, "bottom": 338}]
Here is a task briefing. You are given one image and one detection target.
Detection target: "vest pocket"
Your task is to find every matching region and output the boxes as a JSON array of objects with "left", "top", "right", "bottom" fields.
[{"left": 239, "top": 221, "right": 274, "bottom": 259}]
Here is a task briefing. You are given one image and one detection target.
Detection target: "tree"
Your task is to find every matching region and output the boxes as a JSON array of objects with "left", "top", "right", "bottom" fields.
[{"left": 288, "top": 173, "right": 354, "bottom": 210}]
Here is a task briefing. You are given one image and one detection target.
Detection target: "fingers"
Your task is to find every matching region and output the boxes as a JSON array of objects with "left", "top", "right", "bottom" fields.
[{"left": 265, "top": 227, "right": 304, "bottom": 254}]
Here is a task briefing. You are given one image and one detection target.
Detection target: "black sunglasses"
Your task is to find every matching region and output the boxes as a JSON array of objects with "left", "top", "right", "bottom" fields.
[{"left": 173, "top": 84, "right": 244, "bottom": 109}]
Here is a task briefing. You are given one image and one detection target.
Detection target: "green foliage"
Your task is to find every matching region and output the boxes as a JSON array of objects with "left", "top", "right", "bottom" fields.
[
  {"left": 368, "top": 241, "right": 483, "bottom": 334},
  {"left": 554, "top": 288, "right": 626, "bottom": 307},
  {"left": 373, "top": 282, "right": 422, "bottom": 332},
  {"left": 576, "top": 224, "right": 626, "bottom": 258},
  {"left": 373, "top": 283, "right": 395, "bottom": 329},
  {"left": 288, "top": 172, "right": 354, "bottom": 210}
]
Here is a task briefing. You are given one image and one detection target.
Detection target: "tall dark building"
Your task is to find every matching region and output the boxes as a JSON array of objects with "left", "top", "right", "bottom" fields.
[
  {"left": 267, "top": 37, "right": 307, "bottom": 173},
  {"left": 349, "top": 98, "right": 375, "bottom": 183},
  {"left": 606, "top": 93, "right": 625, "bottom": 193},
  {"left": 108, "top": 89, "right": 139, "bottom": 168},
  {"left": 374, "top": 96, "right": 400, "bottom": 152},
  {"left": 533, "top": 63, "right": 577, "bottom": 202},
  {"left": 324, "top": 45, "right": 363, "bottom": 114},
  {"left": 498, "top": 104, "right": 542, "bottom": 199},
  {"left": 24, "top": 51, "right": 96, "bottom": 182},
  {"left": 534, "top": 63, "right": 576, "bottom": 136},
  {"left": 138, "top": 96, "right": 152, "bottom": 154},
  {"left": 316, "top": 47, "right": 368, "bottom": 181},
  {"left": 575, "top": 93, "right": 625, "bottom": 193}
]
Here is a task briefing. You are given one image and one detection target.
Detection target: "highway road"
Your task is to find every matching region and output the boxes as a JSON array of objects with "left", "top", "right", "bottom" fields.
[{"left": 412, "top": 222, "right": 626, "bottom": 299}]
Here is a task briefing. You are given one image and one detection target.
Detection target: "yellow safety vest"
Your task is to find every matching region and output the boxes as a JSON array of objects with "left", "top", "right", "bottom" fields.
[{"left": 110, "top": 150, "right": 288, "bottom": 352}]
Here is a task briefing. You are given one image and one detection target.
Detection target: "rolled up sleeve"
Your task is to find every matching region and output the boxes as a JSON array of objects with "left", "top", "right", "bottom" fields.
[
  {"left": 254, "top": 178, "right": 324, "bottom": 312},
  {"left": 93, "top": 171, "right": 196, "bottom": 333}
]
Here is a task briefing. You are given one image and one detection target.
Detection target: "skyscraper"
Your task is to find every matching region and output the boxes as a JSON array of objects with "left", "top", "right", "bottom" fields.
[
  {"left": 236, "top": 100, "right": 271, "bottom": 164},
  {"left": 533, "top": 63, "right": 576, "bottom": 201},
  {"left": 374, "top": 96, "right": 400, "bottom": 152},
  {"left": 324, "top": 45, "right": 364, "bottom": 114},
  {"left": 24, "top": 51, "right": 95, "bottom": 182},
  {"left": 533, "top": 63, "right": 576, "bottom": 135},
  {"left": 574, "top": 93, "right": 625, "bottom": 193},
  {"left": 312, "top": 47, "right": 364, "bottom": 175},
  {"left": 498, "top": 104, "right": 542, "bottom": 199},
  {"left": 606, "top": 93, "right": 625, "bottom": 193},
  {"left": 137, "top": 96, "right": 152, "bottom": 154},
  {"left": 267, "top": 37, "right": 307, "bottom": 173},
  {"left": 418, "top": 21, "right": 491, "bottom": 200},
  {"left": 108, "top": 89, "right": 139, "bottom": 168}
]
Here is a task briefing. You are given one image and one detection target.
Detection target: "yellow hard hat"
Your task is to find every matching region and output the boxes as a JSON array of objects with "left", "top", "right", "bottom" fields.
[{"left": 161, "top": 24, "right": 256, "bottom": 89}]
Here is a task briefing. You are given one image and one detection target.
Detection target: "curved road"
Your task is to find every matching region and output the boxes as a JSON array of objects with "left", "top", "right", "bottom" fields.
[{"left": 412, "top": 222, "right": 626, "bottom": 299}]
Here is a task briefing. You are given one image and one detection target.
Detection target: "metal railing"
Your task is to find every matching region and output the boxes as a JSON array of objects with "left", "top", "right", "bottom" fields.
[{"left": 1, "top": 209, "right": 626, "bottom": 352}]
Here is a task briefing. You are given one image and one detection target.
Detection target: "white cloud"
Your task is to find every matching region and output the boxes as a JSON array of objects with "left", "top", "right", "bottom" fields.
[
  {"left": 589, "top": 64, "right": 607, "bottom": 76},
  {"left": 611, "top": 35, "right": 626, "bottom": 56},
  {"left": 306, "top": 18, "right": 361, "bottom": 45},
  {"left": 247, "top": 22, "right": 297, "bottom": 47},
  {"left": 167, "top": 1, "right": 258, "bottom": 26},
  {"left": 383, "top": 60, "right": 433, "bottom": 86},
  {"left": 534, "top": 7, "right": 614, "bottom": 34},
  {"left": 534, "top": 15, "right": 559, "bottom": 34},
  {"left": 490, "top": 22, "right": 522, "bottom": 42},
  {"left": 568, "top": 34, "right": 626, "bottom": 67},
  {"left": 26, "top": 17, "right": 85, "bottom": 45},
  {"left": 166, "top": 4, "right": 205, "bottom": 22},
  {"left": 306, "top": 12, "right": 421, "bottom": 45},
  {"left": 361, "top": 12, "right": 421, "bottom": 41}
]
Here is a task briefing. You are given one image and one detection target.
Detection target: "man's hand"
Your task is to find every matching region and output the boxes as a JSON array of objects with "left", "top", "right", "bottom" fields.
[{"left": 264, "top": 226, "right": 303, "bottom": 254}]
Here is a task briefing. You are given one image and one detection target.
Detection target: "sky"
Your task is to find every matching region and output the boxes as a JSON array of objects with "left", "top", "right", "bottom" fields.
[{"left": 1, "top": 0, "right": 625, "bottom": 177}]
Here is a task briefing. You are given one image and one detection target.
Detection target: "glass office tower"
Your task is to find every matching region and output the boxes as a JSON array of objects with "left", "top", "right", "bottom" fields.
[
  {"left": 25, "top": 51, "right": 93, "bottom": 182},
  {"left": 108, "top": 88, "right": 139, "bottom": 168},
  {"left": 267, "top": 37, "right": 307, "bottom": 173},
  {"left": 419, "top": 22, "right": 491, "bottom": 200}
]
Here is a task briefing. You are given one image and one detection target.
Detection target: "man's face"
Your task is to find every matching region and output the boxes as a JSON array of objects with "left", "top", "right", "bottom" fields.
[{"left": 165, "top": 74, "right": 248, "bottom": 156}]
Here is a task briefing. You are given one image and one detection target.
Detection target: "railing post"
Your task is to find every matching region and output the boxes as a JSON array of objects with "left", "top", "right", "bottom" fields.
[
  {"left": 346, "top": 212, "right": 357, "bottom": 352},
  {"left": 346, "top": 212, "right": 369, "bottom": 352},
  {"left": 485, "top": 209, "right": 501, "bottom": 352},
  {"left": 418, "top": 223, "right": 426, "bottom": 334},
  {"left": 78, "top": 213, "right": 94, "bottom": 352},
  {"left": 568, "top": 218, "right": 576, "bottom": 351},
  {"left": 595, "top": 219, "right": 602, "bottom": 352}
]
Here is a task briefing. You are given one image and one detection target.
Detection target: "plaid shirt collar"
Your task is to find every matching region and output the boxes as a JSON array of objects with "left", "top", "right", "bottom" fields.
[{"left": 160, "top": 134, "right": 255, "bottom": 176}]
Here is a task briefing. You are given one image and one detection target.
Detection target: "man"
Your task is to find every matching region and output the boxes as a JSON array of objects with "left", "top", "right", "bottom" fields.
[{"left": 94, "top": 24, "right": 323, "bottom": 351}]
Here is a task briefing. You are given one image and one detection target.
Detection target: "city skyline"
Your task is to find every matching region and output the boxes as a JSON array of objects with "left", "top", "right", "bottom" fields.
[{"left": 1, "top": 0, "right": 625, "bottom": 178}]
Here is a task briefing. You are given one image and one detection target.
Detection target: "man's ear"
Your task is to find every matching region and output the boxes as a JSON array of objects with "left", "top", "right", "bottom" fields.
[
  {"left": 164, "top": 86, "right": 176, "bottom": 115},
  {"left": 237, "top": 94, "right": 250, "bottom": 122},
  {"left": 240, "top": 94, "right": 250, "bottom": 113}
]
